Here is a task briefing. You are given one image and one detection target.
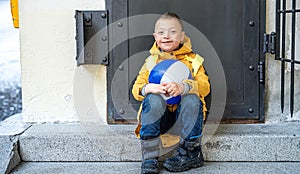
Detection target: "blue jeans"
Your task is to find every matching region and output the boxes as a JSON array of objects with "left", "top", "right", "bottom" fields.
[{"left": 140, "top": 94, "right": 203, "bottom": 141}]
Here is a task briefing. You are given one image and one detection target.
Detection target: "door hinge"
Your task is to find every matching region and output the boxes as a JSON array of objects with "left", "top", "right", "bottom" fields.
[
  {"left": 258, "top": 61, "right": 265, "bottom": 84},
  {"left": 75, "top": 10, "right": 108, "bottom": 66},
  {"left": 263, "top": 32, "right": 276, "bottom": 54}
]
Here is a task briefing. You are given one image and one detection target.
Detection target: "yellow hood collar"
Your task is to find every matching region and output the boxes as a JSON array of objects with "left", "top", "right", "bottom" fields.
[{"left": 149, "top": 36, "right": 193, "bottom": 59}]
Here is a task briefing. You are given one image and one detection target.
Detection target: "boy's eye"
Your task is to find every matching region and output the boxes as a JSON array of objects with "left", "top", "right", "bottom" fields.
[
  {"left": 158, "top": 31, "right": 164, "bottom": 35},
  {"left": 171, "top": 30, "right": 177, "bottom": 34}
]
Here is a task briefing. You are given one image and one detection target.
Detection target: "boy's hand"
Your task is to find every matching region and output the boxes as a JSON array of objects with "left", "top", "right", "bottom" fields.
[
  {"left": 144, "top": 82, "right": 184, "bottom": 97},
  {"left": 162, "top": 82, "right": 184, "bottom": 97}
]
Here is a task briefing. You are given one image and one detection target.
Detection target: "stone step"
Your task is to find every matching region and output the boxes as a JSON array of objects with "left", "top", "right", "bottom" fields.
[
  {"left": 11, "top": 161, "right": 300, "bottom": 174},
  {"left": 0, "top": 114, "right": 31, "bottom": 174},
  {"left": 18, "top": 122, "right": 300, "bottom": 162}
]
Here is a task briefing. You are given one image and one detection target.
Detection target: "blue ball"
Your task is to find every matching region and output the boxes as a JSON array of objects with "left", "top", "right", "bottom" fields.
[{"left": 149, "top": 59, "right": 193, "bottom": 104}]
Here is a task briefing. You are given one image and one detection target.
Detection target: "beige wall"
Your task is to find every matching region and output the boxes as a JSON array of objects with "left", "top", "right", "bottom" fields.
[
  {"left": 19, "top": 0, "right": 300, "bottom": 123},
  {"left": 19, "top": 0, "right": 107, "bottom": 123}
]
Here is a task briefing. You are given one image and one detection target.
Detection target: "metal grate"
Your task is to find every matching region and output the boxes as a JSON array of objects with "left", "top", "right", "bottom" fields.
[{"left": 275, "top": 0, "right": 300, "bottom": 117}]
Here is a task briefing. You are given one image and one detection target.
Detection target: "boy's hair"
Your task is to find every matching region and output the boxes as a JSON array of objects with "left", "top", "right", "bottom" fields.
[{"left": 155, "top": 12, "right": 183, "bottom": 31}]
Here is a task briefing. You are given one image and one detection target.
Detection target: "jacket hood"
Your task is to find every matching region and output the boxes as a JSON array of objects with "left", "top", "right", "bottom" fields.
[{"left": 149, "top": 35, "right": 193, "bottom": 59}]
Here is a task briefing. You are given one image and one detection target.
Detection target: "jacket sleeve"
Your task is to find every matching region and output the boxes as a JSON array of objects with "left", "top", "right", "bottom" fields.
[
  {"left": 132, "top": 63, "right": 149, "bottom": 101},
  {"left": 183, "top": 65, "right": 210, "bottom": 99}
]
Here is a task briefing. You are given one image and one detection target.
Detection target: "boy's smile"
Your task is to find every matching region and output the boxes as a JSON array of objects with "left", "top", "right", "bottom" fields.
[{"left": 153, "top": 18, "right": 185, "bottom": 52}]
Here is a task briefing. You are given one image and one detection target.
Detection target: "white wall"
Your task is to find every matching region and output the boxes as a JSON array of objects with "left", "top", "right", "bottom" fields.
[{"left": 19, "top": 0, "right": 107, "bottom": 123}]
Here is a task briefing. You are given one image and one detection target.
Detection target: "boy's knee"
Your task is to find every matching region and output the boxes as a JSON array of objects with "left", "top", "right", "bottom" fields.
[
  {"left": 148, "top": 94, "right": 165, "bottom": 104},
  {"left": 143, "top": 94, "right": 166, "bottom": 111},
  {"left": 141, "top": 94, "right": 166, "bottom": 133},
  {"left": 181, "top": 94, "right": 202, "bottom": 108}
]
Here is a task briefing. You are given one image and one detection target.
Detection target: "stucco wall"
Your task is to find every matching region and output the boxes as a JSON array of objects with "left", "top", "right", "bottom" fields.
[
  {"left": 19, "top": 0, "right": 300, "bottom": 123},
  {"left": 19, "top": 0, "right": 107, "bottom": 123}
]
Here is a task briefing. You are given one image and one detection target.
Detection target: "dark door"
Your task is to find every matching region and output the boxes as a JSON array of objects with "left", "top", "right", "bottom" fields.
[{"left": 106, "top": 0, "right": 265, "bottom": 123}]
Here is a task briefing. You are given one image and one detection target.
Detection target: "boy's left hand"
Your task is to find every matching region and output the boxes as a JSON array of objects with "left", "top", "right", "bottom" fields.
[{"left": 162, "top": 82, "right": 185, "bottom": 97}]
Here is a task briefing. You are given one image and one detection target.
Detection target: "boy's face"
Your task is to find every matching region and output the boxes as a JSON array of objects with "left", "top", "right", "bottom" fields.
[{"left": 153, "top": 18, "right": 185, "bottom": 52}]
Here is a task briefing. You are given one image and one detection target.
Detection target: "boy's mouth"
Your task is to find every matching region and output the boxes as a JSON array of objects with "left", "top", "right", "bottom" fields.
[{"left": 162, "top": 41, "right": 173, "bottom": 44}]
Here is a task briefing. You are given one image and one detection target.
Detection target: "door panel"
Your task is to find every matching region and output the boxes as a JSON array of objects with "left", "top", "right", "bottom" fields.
[{"left": 106, "top": 0, "right": 265, "bottom": 123}]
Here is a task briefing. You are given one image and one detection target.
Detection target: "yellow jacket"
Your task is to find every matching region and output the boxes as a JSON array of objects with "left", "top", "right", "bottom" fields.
[{"left": 132, "top": 36, "right": 210, "bottom": 146}]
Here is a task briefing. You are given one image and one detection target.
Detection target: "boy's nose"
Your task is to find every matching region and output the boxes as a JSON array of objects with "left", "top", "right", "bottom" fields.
[{"left": 163, "top": 32, "right": 170, "bottom": 38}]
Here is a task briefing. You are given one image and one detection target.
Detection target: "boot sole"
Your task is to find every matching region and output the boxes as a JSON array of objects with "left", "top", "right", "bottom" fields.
[
  {"left": 141, "top": 169, "right": 159, "bottom": 174},
  {"left": 163, "top": 158, "right": 204, "bottom": 172}
]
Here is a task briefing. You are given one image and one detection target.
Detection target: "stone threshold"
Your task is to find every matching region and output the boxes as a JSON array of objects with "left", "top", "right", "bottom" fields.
[{"left": 18, "top": 121, "right": 300, "bottom": 162}]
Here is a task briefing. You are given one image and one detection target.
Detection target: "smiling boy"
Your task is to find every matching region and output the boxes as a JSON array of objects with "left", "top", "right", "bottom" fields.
[{"left": 132, "top": 12, "right": 210, "bottom": 174}]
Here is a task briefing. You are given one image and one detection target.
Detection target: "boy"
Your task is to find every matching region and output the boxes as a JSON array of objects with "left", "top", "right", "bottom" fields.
[{"left": 132, "top": 12, "right": 210, "bottom": 173}]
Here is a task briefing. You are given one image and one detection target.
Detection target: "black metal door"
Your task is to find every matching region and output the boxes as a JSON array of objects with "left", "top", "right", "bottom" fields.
[{"left": 106, "top": 0, "right": 265, "bottom": 123}]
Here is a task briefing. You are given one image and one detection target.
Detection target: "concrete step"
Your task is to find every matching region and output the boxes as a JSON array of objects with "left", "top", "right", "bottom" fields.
[
  {"left": 11, "top": 161, "right": 300, "bottom": 174},
  {"left": 18, "top": 122, "right": 300, "bottom": 162}
]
